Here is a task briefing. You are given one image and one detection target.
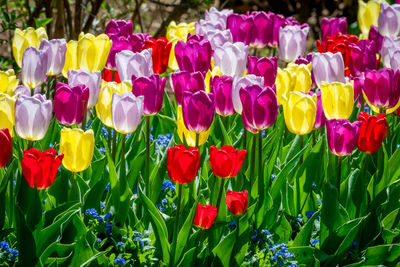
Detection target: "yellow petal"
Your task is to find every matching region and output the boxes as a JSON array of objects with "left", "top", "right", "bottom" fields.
[
  {"left": 62, "top": 40, "right": 78, "bottom": 78},
  {"left": 358, "top": 0, "right": 381, "bottom": 34},
  {"left": 0, "top": 93, "right": 16, "bottom": 137},
  {"left": 283, "top": 91, "right": 316, "bottom": 135},
  {"left": 320, "top": 81, "right": 354, "bottom": 120},
  {"left": 177, "top": 106, "right": 209, "bottom": 147},
  {"left": 0, "top": 70, "right": 18, "bottom": 95},
  {"left": 93, "top": 34, "right": 112, "bottom": 71},
  {"left": 77, "top": 35, "right": 98, "bottom": 72},
  {"left": 276, "top": 68, "right": 294, "bottom": 105}
]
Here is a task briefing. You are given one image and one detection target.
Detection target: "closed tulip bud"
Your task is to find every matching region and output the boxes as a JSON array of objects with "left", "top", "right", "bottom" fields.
[
  {"left": 0, "top": 128, "right": 12, "bottom": 167},
  {"left": 0, "top": 94, "right": 16, "bottom": 136},
  {"left": 226, "top": 190, "right": 248, "bottom": 216},
  {"left": 378, "top": 2, "right": 400, "bottom": 37},
  {"left": 278, "top": 25, "right": 309, "bottom": 62},
  {"left": 247, "top": 56, "right": 278, "bottom": 87},
  {"left": 106, "top": 36, "right": 136, "bottom": 69},
  {"left": 283, "top": 91, "right": 317, "bottom": 135},
  {"left": 320, "top": 82, "right": 354, "bottom": 120},
  {"left": 358, "top": 0, "right": 381, "bottom": 36},
  {"left": 102, "top": 68, "right": 121, "bottom": 83},
  {"left": 312, "top": 52, "right": 345, "bottom": 88},
  {"left": 167, "top": 144, "right": 200, "bottom": 184},
  {"left": 53, "top": 83, "right": 89, "bottom": 126},
  {"left": 269, "top": 13, "right": 286, "bottom": 47},
  {"left": 176, "top": 106, "right": 209, "bottom": 147},
  {"left": 232, "top": 75, "right": 264, "bottom": 114},
  {"left": 195, "top": 19, "right": 224, "bottom": 35},
  {"left": 381, "top": 36, "right": 400, "bottom": 68},
  {"left": 115, "top": 49, "right": 153, "bottom": 81},
  {"left": 21, "top": 47, "right": 48, "bottom": 89},
  {"left": 211, "top": 75, "right": 235, "bottom": 116},
  {"left": 214, "top": 42, "right": 249, "bottom": 77},
  {"left": 320, "top": 17, "right": 347, "bottom": 42},
  {"left": 182, "top": 90, "right": 215, "bottom": 133},
  {"left": 143, "top": 37, "right": 172, "bottom": 74},
  {"left": 175, "top": 36, "right": 212, "bottom": 73},
  {"left": 357, "top": 112, "right": 386, "bottom": 153},
  {"left": 111, "top": 92, "right": 144, "bottom": 134},
  {"left": 240, "top": 84, "right": 278, "bottom": 133},
  {"left": 348, "top": 40, "right": 378, "bottom": 76},
  {"left": 193, "top": 203, "right": 217, "bottom": 229},
  {"left": 205, "top": 7, "right": 233, "bottom": 29},
  {"left": 0, "top": 70, "right": 18, "bottom": 95},
  {"left": 326, "top": 119, "right": 361, "bottom": 156},
  {"left": 250, "top": 11, "right": 271, "bottom": 48},
  {"left": 15, "top": 94, "right": 52, "bottom": 141},
  {"left": 132, "top": 74, "right": 165, "bottom": 116},
  {"left": 170, "top": 71, "right": 205, "bottom": 106},
  {"left": 60, "top": 128, "right": 94, "bottom": 172},
  {"left": 226, "top": 13, "right": 254, "bottom": 45},
  {"left": 12, "top": 27, "right": 48, "bottom": 67},
  {"left": 105, "top": 19, "right": 133, "bottom": 39},
  {"left": 204, "top": 30, "right": 233, "bottom": 51},
  {"left": 209, "top": 145, "right": 246, "bottom": 178},
  {"left": 368, "top": 25, "right": 384, "bottom": 51},
  {"left": 39, "top": 39, "right": 67, "bottom": 76},
  {"left": 68, "top": 69, "right": 102, "bottom": 108},
  {"left": 21, "top": 148, "right": 63, "bottom": 189}
]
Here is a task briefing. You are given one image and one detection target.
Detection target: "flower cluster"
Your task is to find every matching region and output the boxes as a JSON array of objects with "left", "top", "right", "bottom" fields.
[{"left": 0, "top": 241, "right": 18, "bottom": 264}]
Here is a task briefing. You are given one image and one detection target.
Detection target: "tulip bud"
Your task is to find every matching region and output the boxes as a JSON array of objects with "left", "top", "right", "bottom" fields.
[
  {"left": 0, "top": 94, "right": 16, "bottom": 136},
  {"left": 0, "top": 70, "right": 18, "bottom": 95},
  {"left": 357, "top": 112, "right": 387, "bottom": 153},
  {"left": 39, "top": 39, "right": 67, "bottom": 76},
  {"left": 143, "top": 37, "right": 172, "bottom": 74},
  {"left": 203, "top": 30, "right": 233, "bottom": 50},
  {"left": 358, "top": 0, "right": 381, "bottom": 36},
  {"left": 12, "top": 27, "right": 48, "bottom": 67},
  {"left": 111, "top": 92, "right": 144, "bottom": 134},
  {"left": 0, "top": 128, "right": 12, "bottom": 167},
  {"left": 105, "top": 19, "right": 133, "bottom": 39},
  {"left": 312, "top": 52, "right": 345, "bottom": 88},
  {"left": 378, "top": 2, "right": 400, "bottom": 37},
  {"left": 175, "top": 36, "right": 212, "bottom": 73},
  {"left": 226, "top": 190, "right": 248, "bottom": 216},
  {"left": 381, "top": 36, "right": 400, "bottom": 68},
  {"left": 326, "top": 119, "right": 361, "bottom": 156},
  {"left": 176, "top": 106, "right": 209, "bottom": 147},
  {"left": 170, "top": 71, "right": 205, "bottom": 106},
  {"left": 167, "top": 144, "right": 200, "bottom": 184},
  {"left": 21, "top": 47, "right": 48, "bottom": 89},
  {"left": 132, "top": 74, "right": 166, "bottom": 116},
  {"left": 209, "top": 145, "right": 246, "bottom": 178},
  {"left": 320, "top": 17, "right": 347, "bottom": 42},
  {"left": 193, "top": 203, "right": 217, "bottom": 229},
  {"left": 278, "top": 25, "right": 309, "bottom": 62},
  {"left": 320, "top": 82, "right": 354, "bottom": 120},
  {"left": 116, "top": 49, "right": 153, "bottom": 81},
  {"left": 205, "top": 7, "right": 233, "bottom": 29},
  {"left": 214, "top": 42, "right": 249, "bottom": 77},
  {"left": 232, "top": 75, "right": 264, "bottom": 114},
  {"left": 68, "top": 69, "right": 102, "bottom": 108},
  {"left": 247, "top": 56, "right": 278, "bottom": 87},
  {"left": 211, "top": 75, "right": 235, "bottom": 116},
  {"left": 226, "top": 13, "right": 254, "bottom": 45},
  {"left": 182, "top": 90, "right": 215, "bottom": 133},
  {"left": 195, "top": 19, "right": 224, "bottom": 35}
]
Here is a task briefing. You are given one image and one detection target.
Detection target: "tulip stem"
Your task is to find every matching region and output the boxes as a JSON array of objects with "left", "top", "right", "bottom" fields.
[
  {"left": 195, "top": 133, "right": 200, "bottom": 148},
  {"left": 112, "top": 129, "right": 117, "bottom": 161},
  {"left": 216, "top": 178, "right": 225, "bottom": 212},
  {"left": 171, "top": 183, "right": 183, "bottom": 266},
  {"left": 8, "top": 175, "right": 13, "bottom": 228},
  {"left": 107, "top": 128, "right": 112, "bottom": 151},
  {"left": 258, "top": 132, "right": 263, "bottom": 190},
  {"left": 27, "top": 141, "right": 33, "bottom": 149},
  {"left": 46, "top": 75, "right": 52, "bottom": 99},
  {"left": 250, "top": 133, "right": 256, "bottom": 196},
  {"left": 81, "top": 111, "right": 87, "bottom": 130},
  {"left": 145, "top": 116, "right": 151, "bottom": 195},
  {"left": 337, "top": 156, "right": 342, "bottom": 201}
]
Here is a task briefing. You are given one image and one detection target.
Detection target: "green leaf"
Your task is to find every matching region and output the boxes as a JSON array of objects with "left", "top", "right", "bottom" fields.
[
  {"left": 363, "top": 244, "right": 400, "bottom": 265},
  {"left": 16, "top": 205, "right": 38, "bottom": 266},
  {"left": 293, "top": 210, "right": 320, "bottom": 246},
  {"left": 212, "top": 229, "right": 237, "bottom": 267},
  {"left": 34, "top": 17, "right": 53, "bottom": 28}
]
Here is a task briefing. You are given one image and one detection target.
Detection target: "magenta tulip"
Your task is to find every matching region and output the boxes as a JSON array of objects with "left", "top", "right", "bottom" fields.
[
  {"left": 247, "top": 56, "right": 278, "bottom": 87},
  {"left": 132, "top": 74, "right": 166, "bottom": 116},
  {"left": 211, "top": 75, "right": 234, "bottom": 117},
  {"left": 182, "top": 90, "right": 215, "bottom": 133},
  {"left": 348, "top": 40, "right": 377, "bottom": 76},
  {"left": 170, "top": 71, "right": 205, "bottom": 106},
  {"left": 174, "top": 35, "right": 212, "bottom": 73},
  {"left": 320, "top": 17, "right": 347, "bottom": 42},
  {"left": 326, "top": 119, "right": 361, "bottom": 156},
  {"left": 226, "top": 13, "right": 254, "bottom": 45}
]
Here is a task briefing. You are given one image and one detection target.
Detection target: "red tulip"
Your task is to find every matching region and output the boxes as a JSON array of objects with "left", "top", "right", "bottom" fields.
[
  {"left": 225, "top": 190, "right": 248, "bottom": 216},
  {"left": 193, "top": 203, "right": 217, "bottom": 229},
  {"left": 357, "top": 111, "right": 387, "bottom": 153},
  {"left": 0, "top": 128, "right": 12, "bottom": 167},
  {"left": 21, "top": 148, "right": 63, "bottom": 189},
  {"left": 167, "top": 144, "right": 200, "bottom": 184},
  {"left": 209, "top": 145, "right": 246, "bottom": 178},
  {"left": 143, "top": 37, "right": 172, "bottom": 74},
  {"left": 102, "top": 68, "right": 121, "bottom": 83}
]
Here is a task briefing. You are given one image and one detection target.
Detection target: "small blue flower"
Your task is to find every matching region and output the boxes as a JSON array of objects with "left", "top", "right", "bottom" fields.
[
  {"left": 137, "top": 232, "right": 143, "bottom": 237},
  {"left": 352, "top": 241, "right": 357, "bottom": 247},
  {"left": 251, "top": 230, "right": 258, "bottom": 240},
  {"left": 271, "top": 174, "right": 276, "bottom": 180},
  {"left": 348, "top": 250, "right": 353, "bottom": 255},
  {"left": 0, "top": 241, "right": 10, "bottom": 253},
  {"left": 105, "top": 223, "right": 112, "bottom": 236},
  {"left": 134, "top": 237, "right": 144, "bottom": 247},
  {"left": 161, "top": 180, "right": 174, "bottom": 192},
  {"left": 162, "top": 198, "right": 168, "bottom": 205},
  {"left": 166, "top": 133, "right": 172, "bottom": 139},
  {"left": 100, "top": 202, "right": 105, "bottom": 209},
  {"left": 172, "top": 203, "right": 176, "bottom": 209},
  {"left": 13, "top": 180, "right": 16, "bottom": 186},
  {"left": 364, "top": 106, "right": 370, "bottom": 113},
  {"left": 261, "top": 229, "right": 271, "bottom": 236},
  {"left": 305, "top": 211, "right": 315, "bottom": 219},
  {"left": 97, "top": 238, "right": 102, "bottom": 243},
  {"left": 105, "top": 183, "right": 110, "bottom": 192},
  {"left": 85, "top": 208, "right": 98, "bottom": 218},
  {"left": 9, "top": 249, "right": 18, "bottom": 261},
  {"left": 99, "top": 147, "right": 106, "bottom": 155},
  {"left": 312, "top": 182, "right": 316, "bottom": 188},
  {"left": 104, "top": 213, "right": 112, "bottom": 220},
  {"left": 96, "top": 216, "right": 104, "bottom": 223},
  {"left": 117, "top": 242, "right": 124, "bottom": 248},
  {"left": 311, "top": 238, "right": 319, "bottom": 246},
  {"left": 114, "top": 257, "right": 125, "bottom": 266},
  {"left": 229, "top": 221, "right": 237, "bottom": 227},
  {"left": 318, "top": 200, "right": 322, "bottom": 206}
]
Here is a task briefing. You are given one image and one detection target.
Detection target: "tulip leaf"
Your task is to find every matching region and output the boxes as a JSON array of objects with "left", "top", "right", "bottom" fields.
[
  {"left": 212, "top": 229, "right": 237, "bottom": 267},
  {"left": 176, "top": 247, "right": 196, "bottom": 267},
  {"left": 293, "top": 210, "right": 320, "bottom": 246},
  {"left": 16, "top": 205, "right": 38, "bottom": 266}
]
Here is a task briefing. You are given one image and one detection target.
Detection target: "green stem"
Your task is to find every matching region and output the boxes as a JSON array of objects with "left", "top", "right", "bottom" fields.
[
  {"left": 112, "top": 129, "right": 117, "bottom": 161},
  {"left": 300, "top": 135, "right": 304, "bottom": 164},
  {"left": 249, "top": 133, "right": 257, "bottom": 196},
  {"left": 145, "top": 116, "right": 151, "bottom": 195},
  {"left": 46, "top": 75, "right": 52, "bottom": 99},
  {"left": 337, "top": 156, "right": 342, "bottom": 201},
  {"left": 258, "top": 132, "right": 263, "bottom": 189},
  {"left": 243, "top": 130, "right": 247, "bottom": 150},
  {"left": 27, "top": 140, "right": 33, "bottom": 149},
  {"left": 112, "top": 69, "right": 115, "bottom": 82},
  {"left": 8, "top": 174, "right": 13, "bottom": 228},
  {"left": 193, "top": 229, "right": 205, "bottom": 265},
  {"left": 216, "top": 178, "right": 225, "bottom": 211},
  {"left": 171, "top": 183, "right": 183, "bottom": 265},
  {"left": 81, "top": 111, "right": 87, "bottom": 130},
  {"left": 195, "top": 133, "right": 200, "bottom": 148},
  {"left": 107, "top": 128, "right": 112, "bottom": 151}
]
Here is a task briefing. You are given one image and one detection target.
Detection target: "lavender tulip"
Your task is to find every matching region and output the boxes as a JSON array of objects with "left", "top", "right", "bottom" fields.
[
  {"left": 204, "top": 7, "right": 233, "bottom": 29},
  {"left": 240, "top": 84, "right": 278, "bottom": 133},
  {"left": 170, "top": 71, "right": 205, "bottom": 106},
  {"left": 21, "top": 47, "right": 48, "bottom": 89},
  {"left": 247, "top": 56, "right": 278, "bottom": 87},
  {"left": 348, "top": 40, "right": 377, "bottom": 76},
  {"left": 15, "top": 94, "right": 52, "bottom": 141},
  {"left": 182, "top": 90, "right": 215, "bottom": 133},
  {"left": 195, "top": 19, "right": 224, "bottom": 35},
  {"left": 174, "top": 36, "right": 212, "bottom": 73},
  {"left": 111, "top": 92, "right": 144, "bottom": 134},
  {"left": 326, "top": 119, "right": 361, "bottom": 156},
  {"left": 390, "top": 49, "right": 400, "bottom": 70},
  {"left": 132, "top": 74, "right": 166, "bottom": 116},
  {"left": 115, "top": 49, "right": 153, "bottom": 81},
  {"left": 320, "top": 17, "right": 347, "bottom": 42},
  {"left": 211, "top": 75, "right": 234, "bottom": 116},
  {"left": 312, "top": 52, "right": 345, "bottom": 88},
  {"left": 226, "top": 13, "right": 254, "bottom": 45},
  {"left": 278, "top": 25, "right": 309, "bottom": 62},
  {"left": 306, "top": 90, "right": 326, "bottom": 129},
  {"left": 378, "top": 2, "right": 400, "bottom": 37},
  {"left": 68, "top": 69, "right": 102, "bottom": 108},
  {"left": 381, "top": 36, "right": 400, "bottom": 67},
  {"left": 204, "top": 30, "right": 233, "bottom": 50},
  {"left": 232, "top": 74, "right": 264, "bottom": 114},
  {"left": 14, "top": 85, "right": 40, "bottom": 96},
  {"left": 39, "top": 39, "right": 67, "bottom": 76},
  {"left": 214, "top": 42, "right": 249, "bottom": 77}
]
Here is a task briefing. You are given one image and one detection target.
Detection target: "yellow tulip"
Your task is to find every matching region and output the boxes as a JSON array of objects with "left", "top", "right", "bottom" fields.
[
  {"left": 0, "top": 93, "right": 16, "bottom": 137},
  {"left": 96, "top": 81, "right": 132, "bottom": 128},
  {"left": 0, "top": 70, "right": 18, "bottom": 95},
  {"left": 12, "top": 27, "right": 48, "bottom": 67},
  {"left": 166, "top": 21, "right": 195, "bottom": 71},
  {"left": 205, "top": 65, "right": 223, "bottom": 93},
  {"left": 177, "top": 106, "right": 209, "bottom": 147},
  {"left": 358, "top": 0, "right": 381, "bottom": 36},
  {"left": 283, "top": 91, "right": 317, "bottom": 135},
  {"left": 60, "top": 128, "right": 94, "bottom": 172},
  {"left": 62, "top": 40, "right": 78, "bottom": 77},
  {"left": 320, "top": 81, "right": 354, "bottom": 120}
]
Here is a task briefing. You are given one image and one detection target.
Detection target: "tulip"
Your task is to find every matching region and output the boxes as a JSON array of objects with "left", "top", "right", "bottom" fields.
[
  {"left": 105, "top": 19, "right": 133, "bottom": 39},
  {"left": 278, "top": 25, "right": 309, "bottom": 62},
  {"left": 283, "top": 91, "right": 317, "bottom": 135},
  {"left": 174, "top": 36, "right": 212, "bottom": 73},
  {"left": 0, "top": 128, "right": 12, "bottom": 167},
  {"left": 209, "top": 145, "right": 246, "bottom": 178},
  {"left": 390, "top": 49, "right": 400, "bottom": 70},
  {"left": 170, "top": 71, "right": 205, "bottom": 106},
  {"left": 143, "top": 37, "right": 172, "bottom": 74},
  {"left": 115, "top": 49, "right": 153, "bottom": 81},
  {"left": 226, "top": 13, "right": 254, "bottom": 45},
  {"left": 232, "top": 75, "right": 264, "bottom": 114},
  {"left": 105, "top": 37, "right": 132, "bottom": 69},
  {"left": 0, "top": 94, "right": 16, "bottom": 136},
  {"left": 167, "top": 144, "right": 200, "bottom": 184},
  {"left": 268, "top": 13, "right": 286, "bottom": 47},
  {"left": 204, "top": 66, "right": 223, "bottom": 93},
  {"left": 21, "top": 47, "right": 48, "bottom": 89},
  {"left": 21, "top": 148, "right": 63, "bottom": 189},
  {"left": 358, "top": 0, "right": 381, "bottom": 36},
  {"left": 320, "top": 82, "right": 354, "bottom": 120},
  {"left": 182, "top": 90, "right": 215, "bottom": 133},
  {"left": 96, "top": 81, "right": 132, "bottom": 127},
  {"left": 68, "top": 69, "right": 102, "bottom": 108},
  {"left": 305, "top": 90, "right": 326, "bottom": 129},
  {"left": 53, "top": 83, "right": 89, "bottom": 126},
  {"left": 176, "top": 106, "right": 209, "bottom": 147},
  {"left": 111, "top": 92, "right": 144, "bottom": 134},
  {"left": 357, "top": 112, "right": 386, "bottom": 153},
  {"left": 132, "top": 74, "right": 166, "bottom": 116},
  {"left": 250, "top": 11, "right": 271, "bottom": 48},
  {"left": 348, "top": 40, "right": 378, "bottom": 76},
  {"left": 13, "top": 85, "right": 36, "bottom": 97},
  {"left": 381, "top": 36, "right": 400, "bottom": 68},
  {"left": 102, "top": 68, "right": 121, "bottom": 83},
  {"left": 195, "top": 19, "right": 224, "bottom": 35},
  {"left": 0, "top": 70, "right": 18, "bottom": 95},
  {"left": 368, "top": 25, "right": 383, "bottom": 51},
  {"left": 211, "top": 75, "right": 235, "bottom": 117},
  {"left": 59, "top": 128, "right": 94, "bottom": 172},
  {"left": 320, "top": 17, "right": 347, "bottom": 42},
  {"left": 247, "top": 56, "right": 278, "bottom": 87},
  {"left": 214, "top": 42, "right": 249, "bottom": 77},
  {"left": 204, "top": 7, "right": 233, "bottom": 29},
  {"left": 378, "top": 2, "right": 400, "bottom": 37},
  {"left": 352, "top": 74, "right": 364, "bottom": 108},
  {"left": 225, "top": 190, "right": 248, "bottom": 216},
  {"left": 39, "top": 39, "right": 67, "bottom": 76},
  {"left": 193, "top": 203, "right": 217, "bottom": 229},
  {"left": 15, "top": 94, "right": 52, "bottom": 141},
  {"left": 203, "top": 30, "right": 233, "bottom": 51},
  {"left": 326, "top": 119, "right": 361, "bottom": 156},
  {"left": 363, "top": 68, "right": 400, "bottom": 113},
  {"left": 12, "top": 27, "right": 48, "bottom": 67},
  {"left": 312, "top": 52, "right": 345, "bottom": 88},
  {"left": 240, "top": 84, "right": 278, "bottom": 133}
]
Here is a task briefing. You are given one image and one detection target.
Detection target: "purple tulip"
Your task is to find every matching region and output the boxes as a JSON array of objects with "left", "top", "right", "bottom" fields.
[
  {"left": 363, "top": 68, "right": 400, "bottom": 111},
  {"left": 352, "top": 74, "right": 364, "bottom": 108},
  {"left": 278, "top": 25, "right": 309, "bottom": 62},
  {"left": 115, "top": 49, "right": 153, "bottom": 81},
  {"left": 21, "top": 47, "right": 49, "bottom": 89},
  {"left": 111, "top": 92, "right": 144, "bottom": 134},
  {"left": 106, "top": 36, "right": 134, "bottom": 69},
  {"left": 232, "top": 75, "right": 264, "bottom": 114},
  {"left": 381, "top": 36, "right": 400, "bottom": 67},
  {"left": 211, "top": 75, "right": 234, "bottom": 117},
  {"left": 239, "top": 84, "right": 278, "bottom": 133},
  {"left": 247, "top": 56, "right": 278, "bottom": 87},
  {"left": 390, "top": 49, "right": 400, "bottom": 70},
  {"left": 368, "top": 25, "right": 383, "bottom": 52},
  {"left": 195, "top": 19, "right": 224, "bottom": 35},
  {"left": 68, "top": 69, "right": 101, "bottom": 108},
  {"left": 312, "top": 52, "right": 345, "bottom": 88},
  {"left": 132, "top": 74, "right": 166, "bottom": 116},
  {"left": 378, "top": 2, "right": 400, "bottom": 37},
  {"left": 306, "top": 90, "right": 326, "bottom": 129},
  {"left": 182, "top": 90, "right": 215, "bottom": 133},
  {"left": 326, "top": 119, "right": 361, "bottom": 156},
  {"left": 250, "top": 11, "right": 271, "bottom": 48},
  {"left": 105, "top": 19, "right": 133, "bottom": 39},
  {"left": 226, "top": 13, "right": 254, "bottom": 45},
  {"left": 39, "top": 39, "right": 67, "bottom": 76},
  {"left": 320, "top": 17, "right": 347, "bottom": 42},
  {"left": 204, "top": 7, "right": 233, "bottom": 29},
  {"left": 13, "top": 85, "right": 40, "bottom": 96},
  {"left": 269, "top": 13, "right": 286, "bottom": 47},
  {"left": 348, "top": 40, "right": 377, "bottom": 76},
  {"left": 204, "top": 30, "right": 233, "bottom": 50},
  {"left": 283, "top": 17, "right": 302, "bottom": 27},
  {"left": 174, "top": 37, "right": 212, "bottom": 73},
  {"left": 214, "top": 42, "right": 248, "bottom": 77},
  {"left": 15, "top": 94, "right": 52, "bottom": 141},
  {"left": 170, "top": 71, "right": 205, "bottom": 106},
  {"left": 295, "top": 53, "right": 313, "bottom": 64}
]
